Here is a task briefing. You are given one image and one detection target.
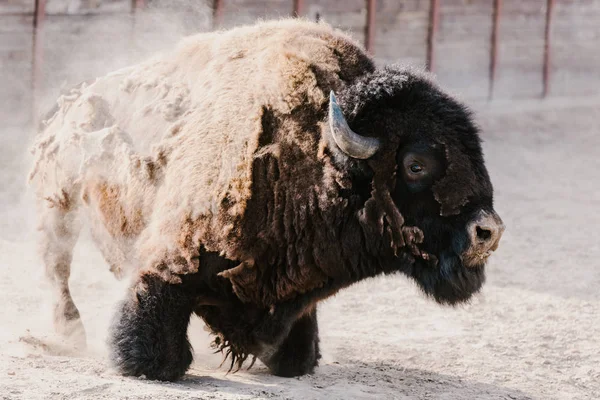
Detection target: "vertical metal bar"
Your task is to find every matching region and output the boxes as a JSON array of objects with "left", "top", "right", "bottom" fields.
[
  {"left": 543, "top": 0, "right": 555, "bottom": 98},
  {"left": 365, "top": 0, "right": 376, "bottom": 54},
  {"left": 213, "top": 0, "right": 223, "bottom": 29},
  {"left": 130, "top": 0, "right": 145, "bottom": 60},
  {"left": 426, "top": 0, "right": 439, "bottom": 72},
  {"left": 293, "top": 0, "right": 304, "bottom": 17},
  {"left": 33, "top": 0, "right": 47, "bottom": 29},
  {"left": 132, "top": 0, "right": 145, "bottom": 11},
  {"left": 32, "top": 0, "right": 47, "bottom": 123},
  {"left": 489, "top": 0, "right": 502, "bottom": 100}
]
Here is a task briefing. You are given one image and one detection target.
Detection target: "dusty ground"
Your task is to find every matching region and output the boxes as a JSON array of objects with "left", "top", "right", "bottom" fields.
[{"left": 0, "top": 100, "right": 598, "bottom": 400}]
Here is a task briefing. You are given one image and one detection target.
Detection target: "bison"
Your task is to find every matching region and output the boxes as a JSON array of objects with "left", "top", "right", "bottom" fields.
[{"left": 29, "top": 19, "right": 504, "bottom": 381}]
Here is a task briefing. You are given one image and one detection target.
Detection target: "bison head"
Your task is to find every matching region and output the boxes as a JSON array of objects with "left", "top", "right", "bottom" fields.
[{"left": 328, "top": 66, "right": 504, "bottom": 305}]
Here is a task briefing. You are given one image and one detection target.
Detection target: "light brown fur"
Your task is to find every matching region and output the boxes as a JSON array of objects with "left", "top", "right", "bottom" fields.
[
  {"left": 86, "top": 182, "right": 145, "bottom": 238},
  {"left": 28, "top": 18, "right": 374, "bottom": 344}
]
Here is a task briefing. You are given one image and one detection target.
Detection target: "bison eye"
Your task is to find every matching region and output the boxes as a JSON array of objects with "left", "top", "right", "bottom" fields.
[
  {"left": 401, "top": 151, "right": 439, "bottom": 189},
  {"left": 409, "top": 163, "right": 423, "bottom": 174},
  {"left": 404, "top": 159, "right": 427, "bottom": 180}
]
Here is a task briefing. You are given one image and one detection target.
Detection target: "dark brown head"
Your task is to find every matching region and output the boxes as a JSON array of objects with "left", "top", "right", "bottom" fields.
[{"left": 328, "top": 66, "right": 504, "bottom": 305}]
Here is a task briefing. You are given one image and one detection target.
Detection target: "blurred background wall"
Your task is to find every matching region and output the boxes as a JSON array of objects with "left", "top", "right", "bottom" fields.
[{"left": 2, "top": 0, "right": 600, "bottom": 128}]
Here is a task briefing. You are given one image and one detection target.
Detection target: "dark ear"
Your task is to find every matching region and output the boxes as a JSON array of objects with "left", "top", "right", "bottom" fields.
[
  {"left": 432, "top": 145, "right": 477, "bottom": 216},
  {"left": 219, "top": 261, "right": 327, "bottom": 306}
]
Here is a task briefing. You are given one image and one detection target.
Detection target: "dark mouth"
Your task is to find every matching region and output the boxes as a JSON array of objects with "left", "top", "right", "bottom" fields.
[{"left": 460, "top": 249, "right": 494, "bottom": 268}]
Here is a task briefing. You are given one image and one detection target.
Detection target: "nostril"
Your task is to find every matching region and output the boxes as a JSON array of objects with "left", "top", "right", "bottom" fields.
[{"left": 476, "top": 226, "right": 492, "bottom": 241}]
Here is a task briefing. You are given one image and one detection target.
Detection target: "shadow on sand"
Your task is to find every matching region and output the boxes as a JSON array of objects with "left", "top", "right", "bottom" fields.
[{"left": 150, "top": 360, "right": 534, "bottom": 400}]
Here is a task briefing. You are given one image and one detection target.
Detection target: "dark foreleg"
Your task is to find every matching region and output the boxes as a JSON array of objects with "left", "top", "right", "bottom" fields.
[
  {"left": 108, "top": 273, "right": 195, "bottom": 381},
  {"left": 259, "top": 307, "right": 321, "bottom": 377}
]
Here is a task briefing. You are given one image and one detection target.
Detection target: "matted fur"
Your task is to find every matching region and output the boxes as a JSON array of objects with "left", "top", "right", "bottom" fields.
[{"left": 29, "top": 19, "right": 374, "bottom": 294}]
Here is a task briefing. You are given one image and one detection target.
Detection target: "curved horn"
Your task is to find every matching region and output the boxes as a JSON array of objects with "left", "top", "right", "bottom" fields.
[{"left": 328, "top": 91, "right": 381, "bottom": 159}]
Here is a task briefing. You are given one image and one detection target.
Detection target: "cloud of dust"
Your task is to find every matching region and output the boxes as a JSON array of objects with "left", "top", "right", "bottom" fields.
[{"left": 0, "top": 1, "right": 218, "bottom": 363}]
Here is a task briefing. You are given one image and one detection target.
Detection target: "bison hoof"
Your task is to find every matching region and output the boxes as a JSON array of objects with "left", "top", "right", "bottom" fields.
[
  {"left": 262, "top": 309, "right": 321, "bottom": 377},
  {"left": 54, "top": 299, "right": 87, "bottom": 349},
  {"left": 55, "top": 318, "right": 87, "bottom": 350},
  {"left": 266, "top": 338, "right": 320, "bottom": 377},
  {"left": 108, "top": 274, "right": 195, "bottom": 381}
]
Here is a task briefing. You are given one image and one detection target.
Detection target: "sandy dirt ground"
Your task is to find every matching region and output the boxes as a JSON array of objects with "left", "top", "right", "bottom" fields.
[{"left": 0, "top": 98, "right": 599, "bottom": 399}]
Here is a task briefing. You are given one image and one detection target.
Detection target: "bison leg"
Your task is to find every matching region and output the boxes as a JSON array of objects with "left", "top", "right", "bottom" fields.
[
  {"left": 37, "top": 198, "right": 85, "bottom": 348},
  {"left": 260, "top": 307, "right": 321, "bottom": 377},
  {"left": 109, "top": 272, "right": 195, "bottom": 381}
]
